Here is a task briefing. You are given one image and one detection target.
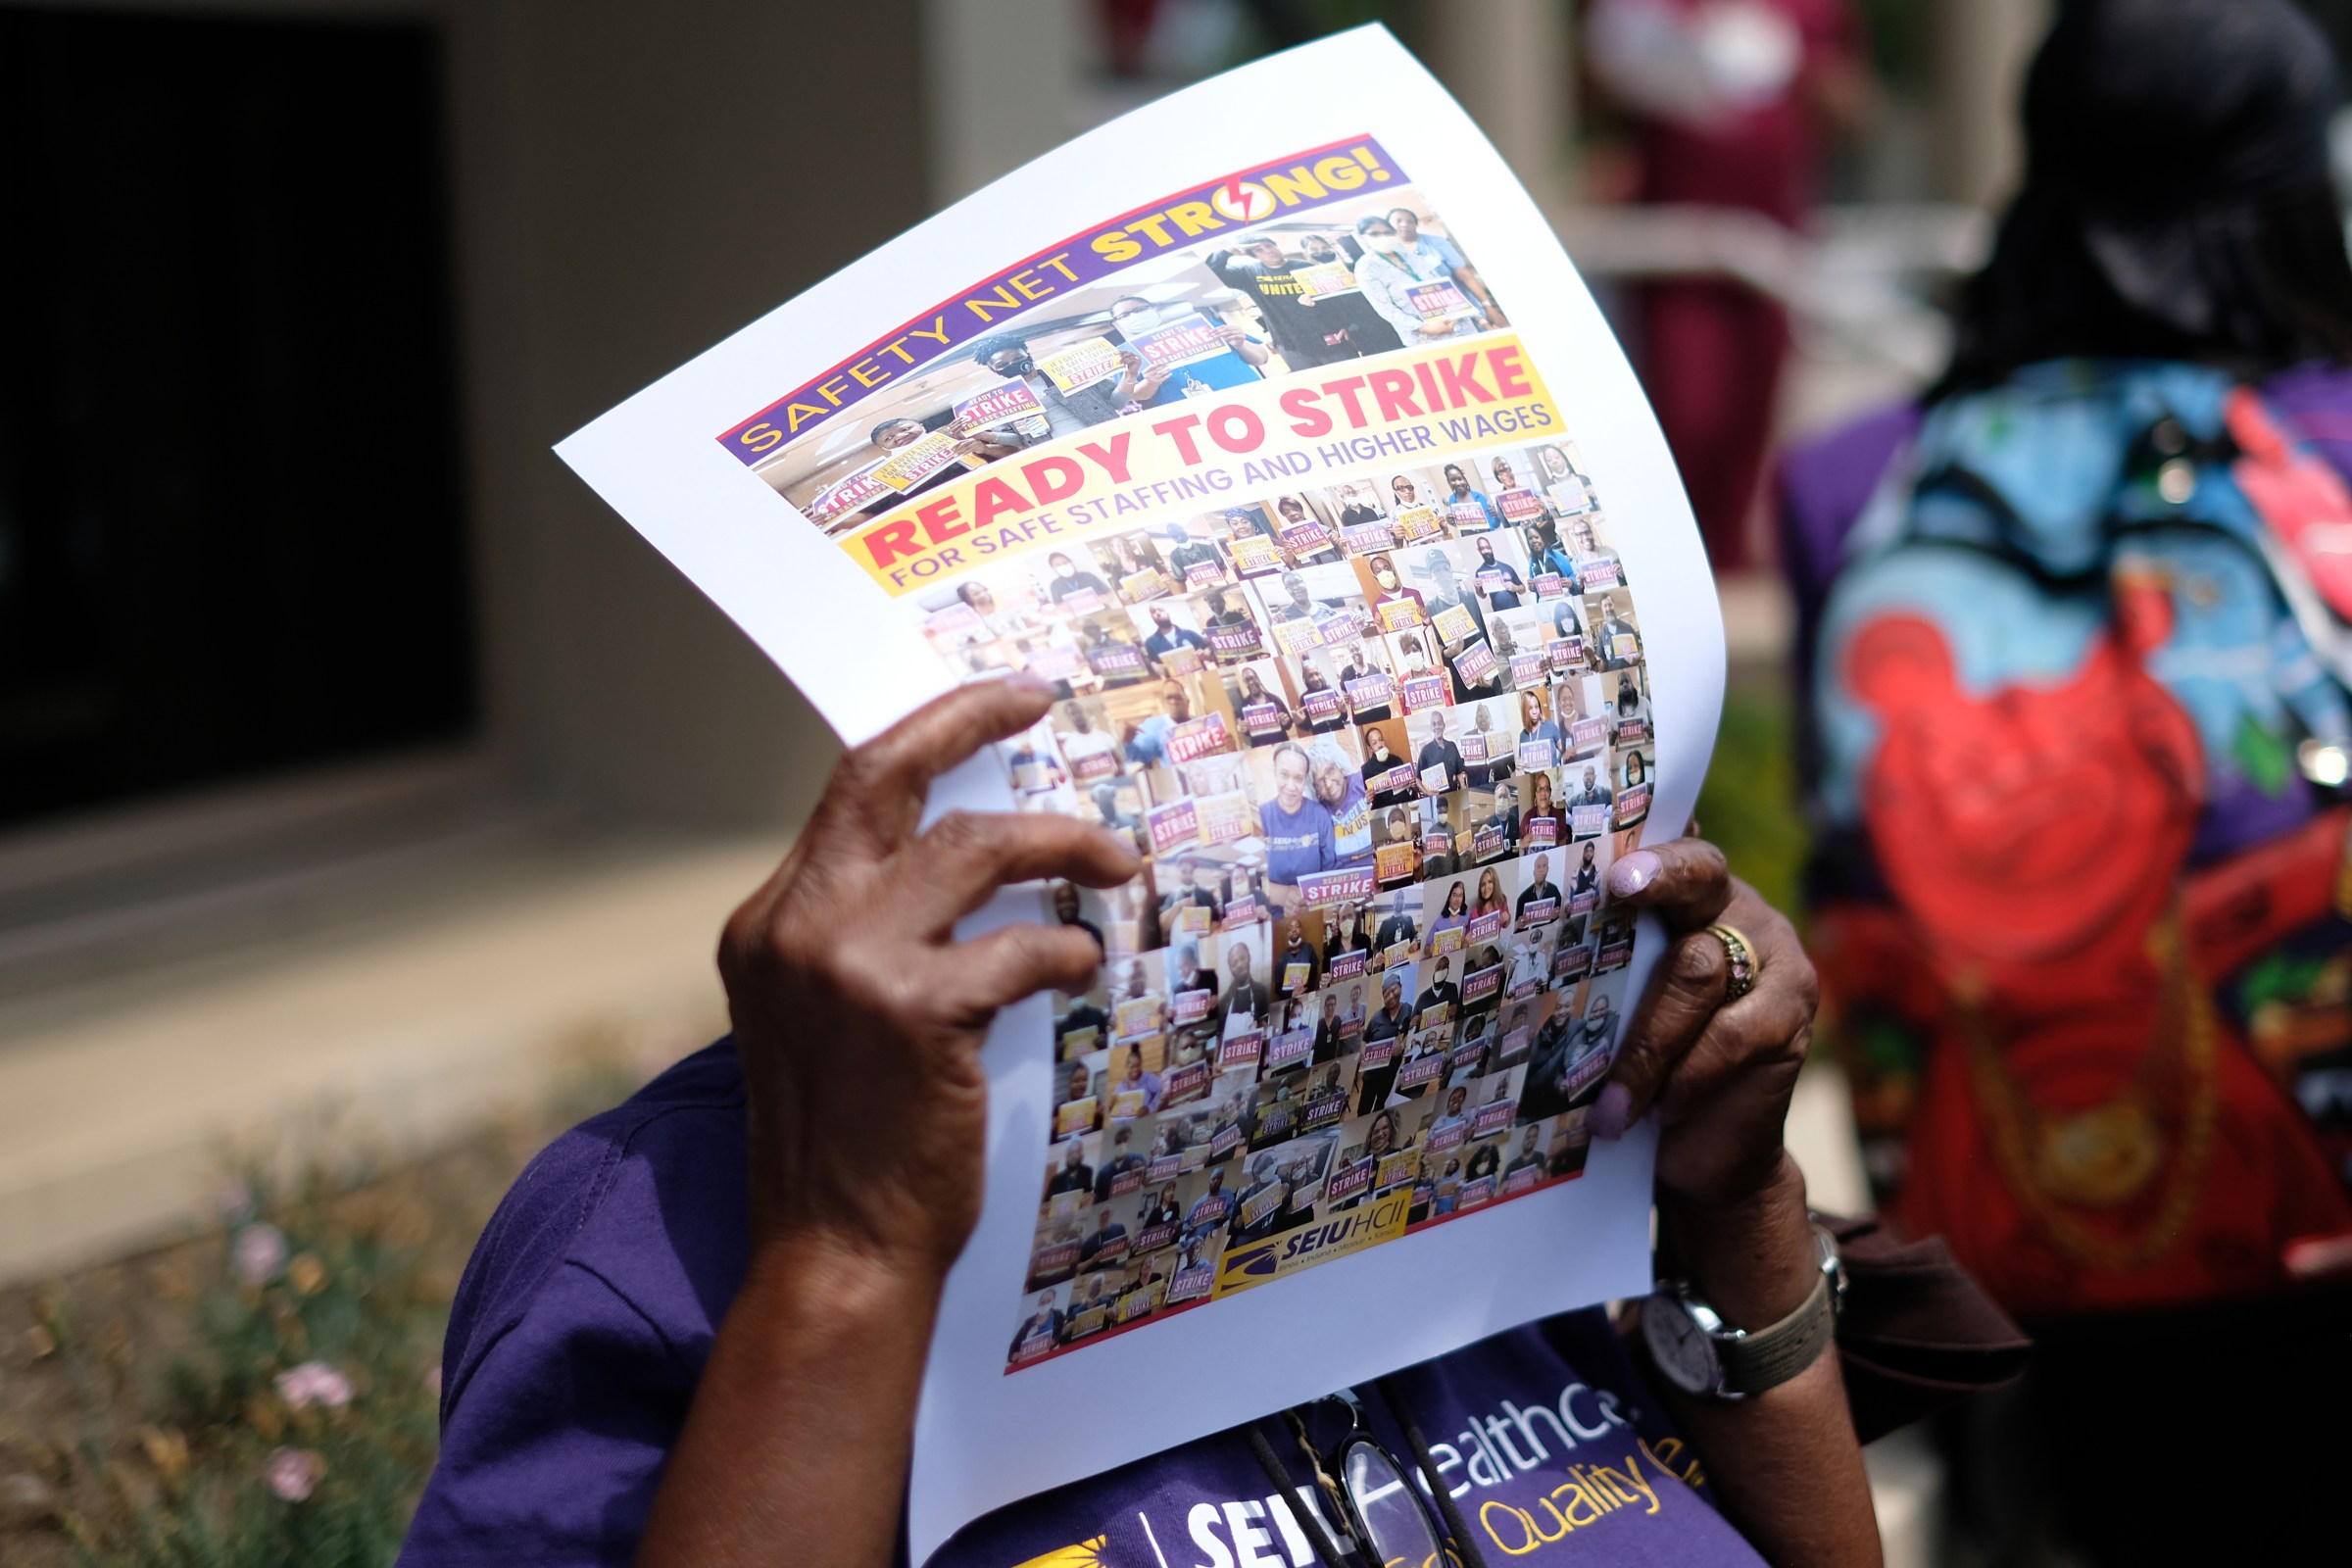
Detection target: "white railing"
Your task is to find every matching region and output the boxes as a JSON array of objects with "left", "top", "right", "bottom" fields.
[{"left": 1544, "top": 200, "right": 1992, "bottom": 382}]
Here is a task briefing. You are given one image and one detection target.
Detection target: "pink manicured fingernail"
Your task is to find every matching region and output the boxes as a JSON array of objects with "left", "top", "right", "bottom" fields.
[
  {"left": 1590, "top": 1083, "right": 1632, "bottom": 1141},
  {"left": 1608, "top": 851, "right": 1660, "bottom": 898}
]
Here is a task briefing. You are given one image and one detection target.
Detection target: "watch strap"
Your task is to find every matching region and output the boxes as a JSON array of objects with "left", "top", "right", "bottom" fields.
[{"left": 1715, "top": 1267, "right": 1836, "bottom": 1397}]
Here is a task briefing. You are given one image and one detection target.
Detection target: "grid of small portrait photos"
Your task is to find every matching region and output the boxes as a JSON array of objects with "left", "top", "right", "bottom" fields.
[{"left": 938, "top": 440, "right": 1659, "bottom": 1373}]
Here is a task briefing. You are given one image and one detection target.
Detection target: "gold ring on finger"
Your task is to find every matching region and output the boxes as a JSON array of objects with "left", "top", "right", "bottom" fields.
[{"left": 1706, "top": 922, "right": 1760, "bottom": 1004}]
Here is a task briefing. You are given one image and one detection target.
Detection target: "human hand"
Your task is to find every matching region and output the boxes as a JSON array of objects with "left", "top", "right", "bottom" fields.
[
  {"left": 718, "top": 681, "right": 1141, "bottom": 1277},
  {"left": 1593, "top": 837, "right": 1813, "bottom": 1200},
  {"left": 1215, "top": 325, "right": 1249, "bottom": 344},
  {"left": 1415, "top": 320, "right": 1455, "bottom": 338}
]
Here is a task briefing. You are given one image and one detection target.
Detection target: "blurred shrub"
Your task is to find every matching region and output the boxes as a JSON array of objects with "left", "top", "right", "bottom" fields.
[
  {"left": 52, "top": 1163, "right": 446, "bottom": 1566},
  {"left": 1697, "top": 672, "right": 1808, "bottom": 926},
  {"left": 3, "top": 1038, "right": 660, "bottom": 1568}
]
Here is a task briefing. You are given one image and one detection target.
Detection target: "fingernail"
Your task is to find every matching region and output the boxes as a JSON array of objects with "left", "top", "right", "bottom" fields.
[
  {"left": 1008, "top": 671, "right": 1056, "bottom": 696},
  {"left": 1607, "top": 851, "right": 1660, "bottom": 898},
  {"left": 1590, "top": 1083, "right": 1632, "bottom": 1141}
]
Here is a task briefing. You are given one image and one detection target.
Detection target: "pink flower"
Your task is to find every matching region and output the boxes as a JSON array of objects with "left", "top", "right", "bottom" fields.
[
  {"left": 231, "top": 1224, "right": 288, "bottom": 1286},
  {"left": 214, "top": 1178, "right": 255, "bottom": 1223},
  {"left": 263, "top": 1446, "right": 323, "bottom": 1502},
  {"left": 274, "top": 1361, "right": 352, "bottom": 1411}
]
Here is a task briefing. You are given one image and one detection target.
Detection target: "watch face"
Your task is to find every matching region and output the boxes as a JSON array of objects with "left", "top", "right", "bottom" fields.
[{"left": 1642, "top": 1293, "right": 1719, "bottom": 1396}]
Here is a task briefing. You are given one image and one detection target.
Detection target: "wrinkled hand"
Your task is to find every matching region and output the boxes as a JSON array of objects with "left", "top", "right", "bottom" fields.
[
  {"left": 719, "top": 681, "right": 1139, "bottom": 1274},
  {"left": 1593, "top": 838, "right": 1817, "bottom": 1209}
]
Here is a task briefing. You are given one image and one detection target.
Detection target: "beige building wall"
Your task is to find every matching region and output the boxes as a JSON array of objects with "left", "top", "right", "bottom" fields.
[
  {"left": 1418, "top": 0, "right": 1575, "bottom": 205},
  {"left": 447, "top": 0, "right": 933, "bottom": 829},
  {"left": 1934, "top": 0, "right": 2053, "bottom": 208}
]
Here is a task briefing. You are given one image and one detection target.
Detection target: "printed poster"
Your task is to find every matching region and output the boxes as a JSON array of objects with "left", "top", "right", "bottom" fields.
[
  {"left": 1037, "top": 336, "right": 1121, "bottom": 394},
  {"left": 555, "top": 26, "right": 1722, "bottom": 1563},
  {"left": 1294, "top": 259, "right": 1360, "bottom": 299},
  {"left": 1126, "top": 310, "right": 1231, "bottom": 372},
  {"left": 871, "top": 427, "right": 970, "bottom": 494},
  {"left": 951, "top": 378, "right": 1048, "bottom": 437}
]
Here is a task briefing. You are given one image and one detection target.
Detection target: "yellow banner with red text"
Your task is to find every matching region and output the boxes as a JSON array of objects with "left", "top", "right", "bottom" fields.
[{"left": 839, "top": 336, "right": 1562, "bottom": 595}]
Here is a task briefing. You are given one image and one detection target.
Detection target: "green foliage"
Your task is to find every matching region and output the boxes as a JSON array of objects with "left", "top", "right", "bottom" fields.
[
  {"left": 1852, "top": 0, "right": 1936, "bottom": 89},
  {"left": 1288, "top": 0, "right": 1404, "bottom": 30},
  {"left": 1695, "top": 673, "right": 1809, "bottom": 928},
  {"left": 48, "top": 1169, "right": 446, "bottom": 1568},
  {"left": 0, "top": 1049, "right": 668, "bottom": 1568}
]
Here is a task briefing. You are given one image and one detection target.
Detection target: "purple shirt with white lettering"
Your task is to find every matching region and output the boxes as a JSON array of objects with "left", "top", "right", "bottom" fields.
[{"left": 398, "top": 1043, "right": 1764, "bottom": 1567}]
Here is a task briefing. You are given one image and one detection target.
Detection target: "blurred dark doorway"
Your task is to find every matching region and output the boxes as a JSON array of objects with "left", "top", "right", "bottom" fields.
[{"left": 0, "top": 5, "right": 475, "bottom": 834}]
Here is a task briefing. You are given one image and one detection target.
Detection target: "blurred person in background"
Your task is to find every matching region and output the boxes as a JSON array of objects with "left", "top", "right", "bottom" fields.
[
  {"left": 1585, "top": 0, "right": 1871, "bottom": 572},
  {"left": 1781, "top": 1, "right": 2352, "bottom": 1558}
]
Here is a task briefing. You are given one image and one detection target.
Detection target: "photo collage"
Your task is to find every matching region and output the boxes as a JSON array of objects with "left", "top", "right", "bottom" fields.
[
  {"left": 726, "top": 166, "right": 1663, "bottom": 1373},
  {"left": 963, "top": 437, "right": 1658, "bottom": 1371}
]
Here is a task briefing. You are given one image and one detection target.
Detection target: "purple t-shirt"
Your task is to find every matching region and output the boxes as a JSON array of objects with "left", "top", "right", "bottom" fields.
[{"left": 399, "top": 1043, "right": 1765, "bottom": 1567}]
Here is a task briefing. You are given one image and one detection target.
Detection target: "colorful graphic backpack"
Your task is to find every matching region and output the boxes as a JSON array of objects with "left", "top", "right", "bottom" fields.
[{"left": 1804, "top": 360, "right": 2352, "bottom": 1316}]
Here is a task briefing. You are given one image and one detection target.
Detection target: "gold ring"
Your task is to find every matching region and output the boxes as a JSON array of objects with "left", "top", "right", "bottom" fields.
[{"left": 1706, "top": 922, "right": 1759, "bottom": 1004}]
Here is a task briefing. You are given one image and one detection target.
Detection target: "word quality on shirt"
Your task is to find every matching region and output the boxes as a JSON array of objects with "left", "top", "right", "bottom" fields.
[{"left": 926, "top": 433, "right": 1661, "bottom": 1373}]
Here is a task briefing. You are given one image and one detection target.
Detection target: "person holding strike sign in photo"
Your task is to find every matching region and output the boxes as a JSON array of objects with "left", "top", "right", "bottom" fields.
[
  {"left": 1352, "top": 214, "right": 1486, "bottom": 343},
  {"left": 1105, "top": 294, "right": 1271, "bottom": 407}
]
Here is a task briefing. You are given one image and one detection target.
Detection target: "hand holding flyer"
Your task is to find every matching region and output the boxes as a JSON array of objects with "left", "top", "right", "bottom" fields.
[{"left": 556, "top": 27, "right": 1722, "bottom": 1561}]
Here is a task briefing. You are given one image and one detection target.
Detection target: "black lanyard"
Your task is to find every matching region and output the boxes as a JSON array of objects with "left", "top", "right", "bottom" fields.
[{"left": 1240, "top": 1378, "right": 1492, "bottom": 1568}]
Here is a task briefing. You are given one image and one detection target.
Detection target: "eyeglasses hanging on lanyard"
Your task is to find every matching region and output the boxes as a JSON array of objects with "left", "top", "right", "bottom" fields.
[{"left": 1243, "top": 1386, "right": 1489, "bottom": 1568}]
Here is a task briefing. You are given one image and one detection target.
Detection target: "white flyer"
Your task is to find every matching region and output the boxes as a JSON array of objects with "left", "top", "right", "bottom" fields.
[{"left": 555, "top": 25, "right": 1723, "bottom": 1561}]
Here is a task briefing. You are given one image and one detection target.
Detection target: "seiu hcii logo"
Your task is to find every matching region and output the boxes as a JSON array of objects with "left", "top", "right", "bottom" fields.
[{"left": 1212, "top": 1193, "right": 1411, "bottom": 1298}]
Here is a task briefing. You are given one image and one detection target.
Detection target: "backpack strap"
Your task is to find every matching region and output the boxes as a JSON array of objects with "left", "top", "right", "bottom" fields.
[{"left": 2225, "top": 387, "right": 2352, "bottom": 688}]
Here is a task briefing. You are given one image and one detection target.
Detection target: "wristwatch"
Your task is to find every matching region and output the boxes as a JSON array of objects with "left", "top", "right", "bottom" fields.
[{"left": 1641, "top": 1222, "right": 1844, "bottom": 1399}]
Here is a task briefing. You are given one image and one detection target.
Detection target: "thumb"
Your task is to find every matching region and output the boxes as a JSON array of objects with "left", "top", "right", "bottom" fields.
[{"left": 1605, "top": 838, "right": 1732, "bottom": 933}]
